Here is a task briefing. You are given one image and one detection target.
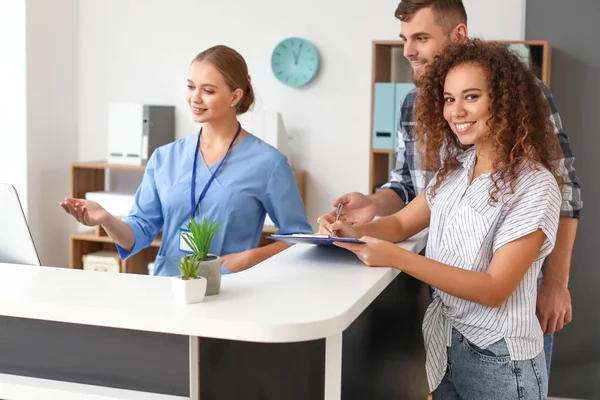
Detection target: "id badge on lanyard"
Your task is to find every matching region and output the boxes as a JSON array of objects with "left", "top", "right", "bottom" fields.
[
  {"left": 178, "top": 123, "right": 241, "bottom": 253},
  {"left": 179, "top": 227, "right": 194, "bottom": 253}
]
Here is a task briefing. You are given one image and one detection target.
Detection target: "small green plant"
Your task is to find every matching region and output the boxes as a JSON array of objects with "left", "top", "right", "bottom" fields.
[
  {"left": 180, "top": 216, "right": 222, "bottom": 260},
  {"left": 177, "top": 254, "right": 199, "bottom": 280}
]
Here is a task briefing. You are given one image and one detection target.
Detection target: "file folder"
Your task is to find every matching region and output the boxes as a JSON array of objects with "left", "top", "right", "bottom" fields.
[{"left": 373, "top": 83, "right": 395, "bottom": 149}]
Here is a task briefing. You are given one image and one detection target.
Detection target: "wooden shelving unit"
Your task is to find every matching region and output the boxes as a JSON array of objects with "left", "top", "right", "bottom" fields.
[
  {"left": 69, "top": 161, "right": 307, "bottom": 273},
  {"left": 495, "top": 40, "right": 552, "bottom": 87},
  {"left": 368, "top": 39, "right": 552, "bottom": 194},
  {"left": 369, "top": 40, "right": 412, "bottom": 194}
]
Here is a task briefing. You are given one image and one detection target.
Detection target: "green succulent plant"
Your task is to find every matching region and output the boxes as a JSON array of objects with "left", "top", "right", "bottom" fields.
[
  {"left": 177, "top": 254, "right": 200, "bottom": 280},
  {"left": 180, "top": 216, "right": 222, "bottom": 260}
]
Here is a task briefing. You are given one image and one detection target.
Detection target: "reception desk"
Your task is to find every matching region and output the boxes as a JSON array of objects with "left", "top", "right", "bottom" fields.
[{"left": 0, "top": 230, "right": 429, "bottom": 400}]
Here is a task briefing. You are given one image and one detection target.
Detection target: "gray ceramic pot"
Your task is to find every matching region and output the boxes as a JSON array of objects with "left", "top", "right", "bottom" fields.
[{"left": 196, "top": 255, "right": 222, "bottom": 295}]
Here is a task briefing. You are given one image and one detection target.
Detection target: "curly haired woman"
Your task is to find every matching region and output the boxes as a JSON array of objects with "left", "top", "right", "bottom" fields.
[{"left": 318, "top": 39, "right": 564, "bottom": 399}]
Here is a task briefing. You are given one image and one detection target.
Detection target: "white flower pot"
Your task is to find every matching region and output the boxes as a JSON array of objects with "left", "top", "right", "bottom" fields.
[
  {"left": 196, "top": 255, "right": 222, "bottom": 296},
  {"left": 172, "top": 276, "right": 207, "bottom": 304}
]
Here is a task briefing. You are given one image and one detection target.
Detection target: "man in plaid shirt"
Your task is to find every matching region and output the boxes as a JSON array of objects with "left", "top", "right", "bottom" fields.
[{"left": 325, "top": 0, "right": 582, "bottom": 378}]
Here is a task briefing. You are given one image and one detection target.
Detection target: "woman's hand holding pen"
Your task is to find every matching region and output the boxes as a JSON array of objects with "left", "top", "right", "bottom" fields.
[
  {"left": 317, "top": 214, "right": 362, "bottom": 238},
  {"left": 60, "top": 198, "right": 110, "bottom": 226},
  {"left": 317, "top": 214, "right": 404, "bottom": 270}
]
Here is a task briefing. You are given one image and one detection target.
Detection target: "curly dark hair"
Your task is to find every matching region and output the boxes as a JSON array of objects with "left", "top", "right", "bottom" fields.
[{"left": 415, "top": 39, "right": 563, "bottom": 204}]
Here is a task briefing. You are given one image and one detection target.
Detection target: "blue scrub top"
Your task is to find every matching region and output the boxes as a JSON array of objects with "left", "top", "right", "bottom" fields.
[{"left": 117, "top": 133, "right": 312, "bottom": 276}]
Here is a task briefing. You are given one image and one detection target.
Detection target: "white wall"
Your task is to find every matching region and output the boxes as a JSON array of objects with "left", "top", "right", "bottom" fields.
[
  {"left": 0, "top": 0, "right": 79, "bottom": 268},
  {"left": 466, "top": 0, "right": 526, "bottom": 40},
  {"left": 0, "top": 0, "right": 27, "bottom": 210},
  {"left": 0, "top": 0, "right": 513, "bottom": 268},
  {"left": 76, "top": 0, "right": 525, "bottom": 233},
  {"left": 0, "top": 0, "right": 527, "bottom": 266},
  {"left": 26, "top": 0, "right": 79, "bottom": 267}
]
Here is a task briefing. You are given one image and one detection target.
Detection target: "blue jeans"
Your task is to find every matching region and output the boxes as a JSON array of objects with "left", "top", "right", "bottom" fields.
[
  {"left": 433, "top": 328, "right": 548, "bottom": 400},
  {"left": 428, "top": 282, "right": 555, "bottom": 379},
  {"left": 543, "top": 333, "right": 553, "bottom": 378}
]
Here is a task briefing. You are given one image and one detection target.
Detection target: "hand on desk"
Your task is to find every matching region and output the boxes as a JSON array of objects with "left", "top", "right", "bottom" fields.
[
  {"left": 60, "top": 198, "right": 110, "bottom": 226},
  {"left": 317, "top": 215, "right": 400, "bottom": 268},
  {"left": 328, "top": 192, "right": 376, "bottom": 226},
  {"left": 333, "top": 236, "right": 401, "bottom": 268},
  {"left": 221, "top": 251, "right": 252, "bottom": 273}
]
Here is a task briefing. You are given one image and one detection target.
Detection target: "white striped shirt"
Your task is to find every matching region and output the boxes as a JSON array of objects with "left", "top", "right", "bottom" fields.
[{"left": 423, "top": 147, "right": 562, "bottom": 391}]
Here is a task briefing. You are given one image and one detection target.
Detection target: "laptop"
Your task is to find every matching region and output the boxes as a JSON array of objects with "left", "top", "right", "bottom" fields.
[{"left": 0, "top": 183, "right": 41, "bottom": 266}]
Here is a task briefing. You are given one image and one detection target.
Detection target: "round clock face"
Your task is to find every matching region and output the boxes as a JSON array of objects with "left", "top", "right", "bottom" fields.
[{"left": 271, "top": 37, "right": 320, "bottom": 87}]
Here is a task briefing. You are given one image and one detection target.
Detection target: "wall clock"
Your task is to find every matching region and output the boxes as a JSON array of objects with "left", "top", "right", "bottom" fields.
[{"left": 271, "top": 37, "right": 321, "bottom": 87}]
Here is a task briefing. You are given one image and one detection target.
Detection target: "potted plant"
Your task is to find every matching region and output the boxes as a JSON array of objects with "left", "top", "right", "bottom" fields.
[
  {"left": 172, "top": 254, "right": 207, "bottom": 304},
  {"left": 180, "top": 216, "right": 223, "bottom": 295}
]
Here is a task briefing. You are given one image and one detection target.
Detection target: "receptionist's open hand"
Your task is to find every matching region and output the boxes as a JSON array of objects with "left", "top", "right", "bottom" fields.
[
  {"left": 333, "top": 236, "right": 401, "bottom": 269},
  {"left": 60, "top": 198, "right": 110, "bottom": 226}
]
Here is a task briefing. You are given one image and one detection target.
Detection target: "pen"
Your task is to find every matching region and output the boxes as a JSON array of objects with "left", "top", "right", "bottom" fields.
[{"left": 331, "top": 204, "right": 343, "bottom": 237}]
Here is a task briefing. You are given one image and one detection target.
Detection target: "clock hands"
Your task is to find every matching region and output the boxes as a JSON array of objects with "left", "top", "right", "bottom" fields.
[{"left": 292, "top": 42, "right": 304, "bottom": 66}]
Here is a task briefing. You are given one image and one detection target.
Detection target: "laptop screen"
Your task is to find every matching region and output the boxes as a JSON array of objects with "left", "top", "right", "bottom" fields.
[{"left": 0, "top": 184, "right": 41, "bottom": 266}]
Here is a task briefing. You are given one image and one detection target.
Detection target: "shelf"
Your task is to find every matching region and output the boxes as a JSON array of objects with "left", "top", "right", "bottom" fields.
[
  {"left": 372, "top": 40, "right": 403, "bottom": 47},
  {"left": 71, "top": 161, "right": 147, "bottom": 172},
  {"left": 70, "top": 233, "right": 158, "bottom": 274},
  {"left": 71, "top": 232, "right": 161, "bottom": 248},
  {"left": 372, "top": 149, "right": 395, "bottom": 154},
  {"left": 495, "top": 40, "right": 548, "bottom": 46},
  {"left": 69, "top": 160, "right": 308, "bottom": 272}
]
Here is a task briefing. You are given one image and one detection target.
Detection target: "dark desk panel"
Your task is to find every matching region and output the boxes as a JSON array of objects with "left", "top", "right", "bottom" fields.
[{"left": 0, "top": 273, "right": 429, "bottom": 400}]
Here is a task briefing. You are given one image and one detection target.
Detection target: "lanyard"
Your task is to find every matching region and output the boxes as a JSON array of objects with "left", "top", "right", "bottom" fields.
[{"left": 190, "top": 123, "right": 242, "bottom": 219}]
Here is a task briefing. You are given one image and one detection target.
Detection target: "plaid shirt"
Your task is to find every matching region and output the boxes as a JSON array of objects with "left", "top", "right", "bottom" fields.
[{"left": 381, "top": 78, "right": 583, "bottom": 218}]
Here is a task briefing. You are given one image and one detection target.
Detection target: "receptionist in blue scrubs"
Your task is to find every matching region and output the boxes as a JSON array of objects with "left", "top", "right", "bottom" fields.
[{"left": 60, "top": 45, "right": 312, "bottom": 276}]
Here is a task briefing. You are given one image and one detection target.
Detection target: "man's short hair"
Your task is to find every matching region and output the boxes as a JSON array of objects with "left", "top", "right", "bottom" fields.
[{"left": 395, "top": 0, "right": 467, "bottom": 34}]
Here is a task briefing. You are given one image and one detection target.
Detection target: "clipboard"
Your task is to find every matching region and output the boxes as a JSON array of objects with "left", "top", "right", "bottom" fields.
[{"left": 267, "top": 234, "right": 365, "bottom": 246}]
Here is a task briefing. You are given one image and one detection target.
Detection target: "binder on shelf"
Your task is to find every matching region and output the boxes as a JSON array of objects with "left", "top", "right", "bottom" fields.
[
  {"left": 373, "top": 82, "right": 415, "bottom": 151},
  {"left": 82, "top": 251, "right": 120, "bottom": 273},
  {"left": 372, "top": 83, "right": 395, "bottom": 150},
  {"left": 393, "top": 83, "right": 415, "bottom": 150}
]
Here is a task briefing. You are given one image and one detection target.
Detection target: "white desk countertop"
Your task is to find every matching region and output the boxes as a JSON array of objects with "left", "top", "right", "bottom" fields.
[{"left": 0, "top": 230, "right": 427, "bottom": 343}]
